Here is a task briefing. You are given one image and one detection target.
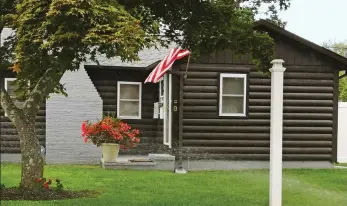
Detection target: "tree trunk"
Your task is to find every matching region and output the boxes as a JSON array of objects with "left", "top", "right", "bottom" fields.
[
  {"left": 18, "top": 115, "right": 44, "bottom": 189},
  {"left": 1, "top": 68, "right": 64, "bottom": 189},
  {"left": 1, "top": 89, "right": 44, "bottom": 189}
]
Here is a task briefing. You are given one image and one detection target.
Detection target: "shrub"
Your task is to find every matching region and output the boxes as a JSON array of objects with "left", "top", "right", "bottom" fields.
[{"left": 81, "top": 116, "right": 141, "bottom": 149}]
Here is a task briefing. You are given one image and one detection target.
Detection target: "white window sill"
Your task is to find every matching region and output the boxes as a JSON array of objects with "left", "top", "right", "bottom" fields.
[
  {"left": 117, "top": 116, "right": 141, "bottom": 120},
  {"left": 219, "top": 113, "right": 246, "bottom": 117}
]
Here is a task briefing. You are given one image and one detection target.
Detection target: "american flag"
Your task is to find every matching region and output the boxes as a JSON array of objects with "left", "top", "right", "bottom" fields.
[{"left": 144, "top": 48, "right": 190, "bottom": 83}]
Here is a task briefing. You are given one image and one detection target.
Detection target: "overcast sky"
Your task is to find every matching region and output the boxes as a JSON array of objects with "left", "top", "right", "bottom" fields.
[{"left": 278, "top": 0, "right": 346, "bottom": 45}]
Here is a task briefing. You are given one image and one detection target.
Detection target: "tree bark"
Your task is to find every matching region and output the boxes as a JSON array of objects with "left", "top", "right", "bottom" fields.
[
  {"left": 0, "top": 67, "right": 64, "bottom": 189},
  {"left": 18, "top": 115, "right": 44, "bottom": 188},
  {"left": 0, "top": 89, "right": 43, "bottom": 189}
]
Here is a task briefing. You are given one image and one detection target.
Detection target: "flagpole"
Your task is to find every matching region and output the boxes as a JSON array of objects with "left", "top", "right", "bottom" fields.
[
  {"left": 183, "top": 54, "right": 191, "bottom": 81},
  {"left": 143, "top": 48, "right": 190, "bottom": 173},
  {"left": 175, "top": 54, "right": 191, "bottom": 174}
]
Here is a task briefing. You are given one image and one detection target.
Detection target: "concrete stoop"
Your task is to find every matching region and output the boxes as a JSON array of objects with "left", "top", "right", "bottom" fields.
[{"left": 101, "top": 153, "right": 175, "bottom": 170}]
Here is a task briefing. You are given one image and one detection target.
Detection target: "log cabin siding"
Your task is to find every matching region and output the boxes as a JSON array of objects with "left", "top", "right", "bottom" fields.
[
  {"left": 0, "top": 72, "right": 46, "bottom": 153},
  {"left": 85, "top": 67, "right": 168, "bottom": 155},
  {"left": 176, "top": 32, "right": 338, "bottom": 161},
  {"left": 178, "top": 64, "right": 335, "bottom": 161}
]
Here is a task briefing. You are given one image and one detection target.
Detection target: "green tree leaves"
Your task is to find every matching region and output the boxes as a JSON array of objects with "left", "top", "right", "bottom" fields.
[
  {"left": 1, "top": 0, "right": 291, "bottom": 99},
  {"left": 323, "top": 40, "right": 347, "bottom": 102},
  {"left": 339, "top": 71, "right": 347, "bottom": 102}
]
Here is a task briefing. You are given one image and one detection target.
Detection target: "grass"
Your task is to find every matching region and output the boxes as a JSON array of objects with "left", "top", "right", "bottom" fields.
[{"left": 1, "top": 163, "right": 347, "bottom": 206}]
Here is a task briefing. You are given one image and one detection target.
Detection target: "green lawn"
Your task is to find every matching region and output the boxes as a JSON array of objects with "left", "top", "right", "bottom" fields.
[{"left": 1, "top": 163, "right": 347, "bottom": 206}]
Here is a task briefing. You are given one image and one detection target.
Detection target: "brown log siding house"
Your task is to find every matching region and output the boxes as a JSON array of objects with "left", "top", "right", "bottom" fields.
[{"left": 1, "top": 20, "right": 347, "bottom": 166}]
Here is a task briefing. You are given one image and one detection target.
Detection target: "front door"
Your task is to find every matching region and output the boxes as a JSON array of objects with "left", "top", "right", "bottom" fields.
[{"left": 159, "top": 74, "right": 172, "bottom": 148}]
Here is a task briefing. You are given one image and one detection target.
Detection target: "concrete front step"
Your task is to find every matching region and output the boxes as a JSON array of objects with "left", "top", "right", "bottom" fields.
[{"left": 101, "top": 154, "right": 175, "bottom": 170}]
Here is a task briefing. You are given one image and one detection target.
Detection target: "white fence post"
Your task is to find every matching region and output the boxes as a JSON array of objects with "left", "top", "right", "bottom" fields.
[{"left": 269, "top": 59, "right": 286, "bottom": 206}]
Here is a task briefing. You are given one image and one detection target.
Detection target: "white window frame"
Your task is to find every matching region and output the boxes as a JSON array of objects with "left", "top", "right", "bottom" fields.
[
  {"left": 4, "top": 78, "right": 18, "bottom": 117},
  {"left": 117, "top": 81, "right": 142, "bottom": 119},
  {"left": 219, "top": 73, "right": 247, "bottom": 117}
]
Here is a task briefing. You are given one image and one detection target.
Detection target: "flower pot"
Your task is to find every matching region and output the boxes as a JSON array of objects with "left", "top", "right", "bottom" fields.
[{"left": 101, "top": 143, "right": 120, "bottom": 162}]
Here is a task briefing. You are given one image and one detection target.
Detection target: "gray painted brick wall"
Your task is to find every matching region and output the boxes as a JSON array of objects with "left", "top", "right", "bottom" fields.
[{"left": 46, "top": 64, "right": 103, "bottom": 164}]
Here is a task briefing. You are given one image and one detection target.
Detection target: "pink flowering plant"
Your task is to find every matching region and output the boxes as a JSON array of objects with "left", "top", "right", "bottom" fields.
[{"left": 81, "top": 116, "right": 140, "bottom": 149}]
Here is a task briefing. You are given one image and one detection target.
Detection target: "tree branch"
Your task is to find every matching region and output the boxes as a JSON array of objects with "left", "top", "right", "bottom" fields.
[
  {"left": 340, "top": 70, "right": 347, "bottom": 80},
  {"left": 23, "top": 68, "right": 64, "bottom": 115},
  {"left": 0, "top": 88, "right": 22, "bottom": 125}
]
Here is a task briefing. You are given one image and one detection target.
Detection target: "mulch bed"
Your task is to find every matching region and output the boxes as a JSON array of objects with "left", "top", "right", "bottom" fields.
[{"left": 0, "top": 187, "right": 99, "bottom": 201}]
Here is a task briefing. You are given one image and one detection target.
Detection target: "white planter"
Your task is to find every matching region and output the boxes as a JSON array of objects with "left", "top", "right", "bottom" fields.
[{"left": 101, "top": 143, "right": 120, "bottom": 162}]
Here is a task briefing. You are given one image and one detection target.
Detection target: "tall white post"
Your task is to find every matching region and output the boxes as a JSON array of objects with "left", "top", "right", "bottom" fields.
[{"left": 269, "top": 59, "right": 286, "bottom": 206}]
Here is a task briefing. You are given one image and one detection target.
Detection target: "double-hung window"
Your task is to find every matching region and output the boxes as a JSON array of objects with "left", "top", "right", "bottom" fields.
[
  {"left": 219, "top": 73, "right": 247, "bottom": 117},
  {"left": 4, "top": 78, "right": 25, "bottom": 116},
  {"left": 117, "top": 81, "right": 142, "bottom": 119}
]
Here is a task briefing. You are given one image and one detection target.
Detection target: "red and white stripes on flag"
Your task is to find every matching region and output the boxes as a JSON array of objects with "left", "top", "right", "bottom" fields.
[{"left": 144, "top": 48, "right": 190, "bottom": 83}]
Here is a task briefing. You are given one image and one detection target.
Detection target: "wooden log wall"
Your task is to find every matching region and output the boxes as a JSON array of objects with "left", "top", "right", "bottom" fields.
[
  {"left": 0, "top": 103, "right": 46, "bottom": 153},
  {"left": 85, "top": 67, "right": 169, "bottom": 155},
  {"left": 0, "top": 73, "right": 46, "bottom": 154},
  {"left": 178, "top": 63, "right": 336, "bottom": 161}
]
